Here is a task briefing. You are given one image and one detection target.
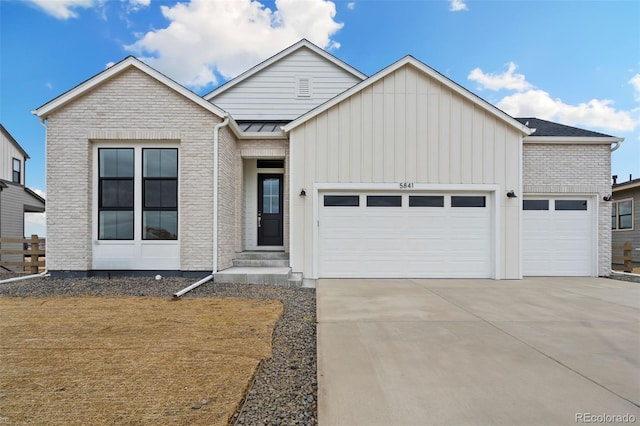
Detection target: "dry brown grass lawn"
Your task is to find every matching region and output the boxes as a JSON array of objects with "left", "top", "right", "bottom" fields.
[{"left": 0, "top": 296, "right": 283, "bottom": 425}]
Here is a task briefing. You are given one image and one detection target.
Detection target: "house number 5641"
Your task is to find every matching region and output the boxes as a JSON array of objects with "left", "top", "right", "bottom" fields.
[{"left": 399, "top": 182, "right": 414, "bottom": 189}]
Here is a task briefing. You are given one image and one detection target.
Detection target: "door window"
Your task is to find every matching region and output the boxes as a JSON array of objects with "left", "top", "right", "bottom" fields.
[{"left": 262, "top": 178, "right": 280, "bottom": 214}]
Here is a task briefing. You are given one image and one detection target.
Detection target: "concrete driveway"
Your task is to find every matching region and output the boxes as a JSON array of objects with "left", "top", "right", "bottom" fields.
[{"left": 317, "top": 278, "right": 640, "bottom": 426}]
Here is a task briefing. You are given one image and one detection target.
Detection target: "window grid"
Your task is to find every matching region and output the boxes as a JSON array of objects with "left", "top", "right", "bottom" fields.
[
  {"left": 262, "top": 178, "right": 280, "bottom": 214},
  {"left": 612, "top": 199, "right": 633, "bottom": 230},
  {"left": 12, "top": 158, "right": 20, "bottom": 183},
  {"left": 142, "top": 149, "right": 178, "bottom": 240},
  {"left": 98, "top": 148, "right": 134, "bottom": 240}
]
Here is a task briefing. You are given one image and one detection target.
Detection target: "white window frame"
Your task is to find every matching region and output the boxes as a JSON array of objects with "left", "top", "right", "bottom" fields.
[{"left": 91, "top": 142, "right": 180, "bottom": 270}]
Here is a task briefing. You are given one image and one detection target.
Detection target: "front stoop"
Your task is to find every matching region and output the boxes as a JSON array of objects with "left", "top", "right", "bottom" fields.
[{"left": 215, "top": 252, "right": 302, "bottom": 287}]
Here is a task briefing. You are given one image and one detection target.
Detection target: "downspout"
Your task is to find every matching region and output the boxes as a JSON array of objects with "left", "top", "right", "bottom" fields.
[
  {"left": 173, "top": 114, "right": 229, "bottom": 298},
  {"left": 0, "top": 118, "right": 50, "bottom": 283},
  {"left": 611, "top": 141, "right": 621, "bottom": 152}
]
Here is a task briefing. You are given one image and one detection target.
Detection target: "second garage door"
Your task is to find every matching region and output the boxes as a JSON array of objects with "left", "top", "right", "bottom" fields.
[
  {"left": 318, "top": 193, "right": 493, "bottom": 278},
  {"left": 522, "top": 197, "right": 595, "bottom": 276}
]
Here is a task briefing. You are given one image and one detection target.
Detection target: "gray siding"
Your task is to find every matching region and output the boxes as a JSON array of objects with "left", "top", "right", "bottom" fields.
[
  {"left": 210, "top": 47, "right": 362, "bottom": 120},
  {"left": 0, "top": 182, "right": 44, "bottom": 271},
  {"left": 612, "top": 187, "right": 640, "bottom": 263}
]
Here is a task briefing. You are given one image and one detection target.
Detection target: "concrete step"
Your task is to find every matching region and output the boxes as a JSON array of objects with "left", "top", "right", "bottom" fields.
[
  {"left": 288, "top": 272, "right": 303, "bottom": 286},
  {"left": 233, "top": 259, "right": 289, "bottom": 267},
  {"left": 234, "top": 251, "right": 289, "bottom": 261},
  {"left": 214, "top": 267, "right": 301, "bottom": 287}
]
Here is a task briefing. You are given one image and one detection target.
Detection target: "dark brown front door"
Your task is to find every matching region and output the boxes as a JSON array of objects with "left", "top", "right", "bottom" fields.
[{"left": 258, "top": 174, "right": 283, "bottom": 246}]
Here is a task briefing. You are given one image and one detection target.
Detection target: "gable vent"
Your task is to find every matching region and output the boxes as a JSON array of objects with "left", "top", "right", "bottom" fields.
[{"left": 296, "top": 77, "right": 312, "bottom": 98}]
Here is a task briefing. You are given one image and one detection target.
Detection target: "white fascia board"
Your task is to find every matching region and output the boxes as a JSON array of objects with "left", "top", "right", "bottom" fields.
[
  {"left": 284, "top": 56, "right": 532, "bottom": 136},
  {"left": 227, "top": 117, "right": 287, "bottom": 140},
  {"left": 524, "top": 136, "right": 625, "bottom": 144},
  {"left": 613, "top": 182, "right": 640, "bottom": 192},
  {"left": 203, "top": 39, "right": 367, "bottom": 101},
  {"left": 33, "top": 57, "right": 226, "bottom": 119}
]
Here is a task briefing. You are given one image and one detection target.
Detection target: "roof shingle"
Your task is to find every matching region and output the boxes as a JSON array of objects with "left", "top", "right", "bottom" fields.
[{"left": 515, "top": 117, "right": 615, "bottom": 138}]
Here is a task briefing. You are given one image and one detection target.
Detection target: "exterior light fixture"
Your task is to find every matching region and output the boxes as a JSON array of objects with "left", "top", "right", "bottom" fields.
[
  {"left": 300, "top": 188, "right": 307, "bottom": 197},
  {"left": 506, "top": 190, "right": 517, "bottom": 198},
  {"left": 603, "top": 194, "right": 612, "bottom": 201}
]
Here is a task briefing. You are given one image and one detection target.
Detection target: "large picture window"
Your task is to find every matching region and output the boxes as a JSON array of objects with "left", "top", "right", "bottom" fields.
[
  {"left": 143, "top": 149, "right": 178, "bottom": 240},
  {"left": 612, "top": 199, "right": 633, "bottom": 230},
  {"left": 98, "top": 149, "right": 134, "bottom": 240}
]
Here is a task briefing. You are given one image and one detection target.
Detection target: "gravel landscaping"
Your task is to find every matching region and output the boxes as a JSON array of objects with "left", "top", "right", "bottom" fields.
[{"left": 0, "top": 274, "right": 317, "bottom": 426}]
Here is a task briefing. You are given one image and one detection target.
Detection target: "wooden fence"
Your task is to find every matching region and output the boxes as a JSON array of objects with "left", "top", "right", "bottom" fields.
[
  {"left": 612, "top": 241, "right": 635, "bottom": 273},
  {"left": 0, "top": 235, "right": 46, "bottom": 274}
]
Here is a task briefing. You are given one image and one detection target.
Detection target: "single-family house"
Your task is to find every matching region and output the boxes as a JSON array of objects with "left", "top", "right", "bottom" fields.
[
  {"left": 0, "top": 124, "right": 46, "bottom": 271},
  {"left": 612, "top": 176, "right": 639, "bottom": 269},
  {"left": 33, "top": 40, "right": 622, "bottom": 282}
]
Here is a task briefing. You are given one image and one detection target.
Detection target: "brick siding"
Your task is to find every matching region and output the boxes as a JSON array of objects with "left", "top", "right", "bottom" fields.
[
  {"left": 523, "top": 143, "right": 612, "bottom": 276},
  {"left": 45, "top": 68, "right": 219, "bottom": 271}
]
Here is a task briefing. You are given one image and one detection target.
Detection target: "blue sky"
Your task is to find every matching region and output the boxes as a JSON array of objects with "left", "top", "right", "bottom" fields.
[{"left": 1, "top": 0, "right": 639, "bottom": 236}]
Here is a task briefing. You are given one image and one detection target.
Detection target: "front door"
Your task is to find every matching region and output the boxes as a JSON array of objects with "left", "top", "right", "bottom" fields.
[{"left": 258, "top": 174, "right": 283, "bottom": 246}]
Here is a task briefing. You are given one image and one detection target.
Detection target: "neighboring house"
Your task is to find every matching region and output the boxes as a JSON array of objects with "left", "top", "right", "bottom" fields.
[
  {"left": 612, "top": 176, "right": 639, "bottom": 267},
  {"left": 33, "top": 40, "right": 622, "bottom": 281},
  {"left": 0, "top": 124, "right": 46, "bottom": 271}
]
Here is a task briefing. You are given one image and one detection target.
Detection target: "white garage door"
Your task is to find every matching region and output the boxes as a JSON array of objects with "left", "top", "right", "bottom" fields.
[
  {"left": 318, "top": 193, "right": 492, "bottom": 278},
  {"left": 523, "top": 197, "right": 594, "bottom": 276}
]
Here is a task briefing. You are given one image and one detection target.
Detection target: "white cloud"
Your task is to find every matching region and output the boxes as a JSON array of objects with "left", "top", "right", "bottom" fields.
[
  {"left": 497, "top": 90, "right": 638, "bottom": 133},
  {"left": 469, "top": 63, "right": 638, "bottom": 133},
  {"left": 25, "top": 189, "right": 46, "bottom": 238},
  {"left": 25, "top": 213, "right": 46, "bottom": 238},
  {"left": 31, "top": 189, "right": 46, "bottom": 199},
  {"left": 24, "top": 0, "right": 94, "bottom": 19},
  {"left": 127, "top": 0, "right": 150, "bottom": 13},
  {"left": 347, "top": 2, "right": 355, "bottom": 10},
  {"left": 125, "top": 0, "right": 344, "bottom": 89},
  {"left": 468, "top": 62, "right": 532, "bottom": 92},
  {"left": 449, "top": 0, "right": 468, "bottom": 12},
  {"left": 630, "top": 73, "right": 640, "bottom": 102}
]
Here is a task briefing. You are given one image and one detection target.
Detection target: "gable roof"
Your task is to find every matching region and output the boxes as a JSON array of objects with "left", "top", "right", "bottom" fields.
[
  {"left": 613, "top": 177, "right": 640, "bottom": 192},
  {"left": 516, "top": 118, "right": 622, "bottom": 142},
  {"left": 33, "top": 56, "right": 226, "bottom": 119},
  {"left": 1, "top": 124, "right": 30, "bottom": 159},
  {"left": 517, "top": 117, "right": 623, "bottom": 145},
  {"left": 283, "top": 55, "right": 532, "bottom": 135},
  {"left": 203, "top": 39, "right": 367, "bottom": 101}
]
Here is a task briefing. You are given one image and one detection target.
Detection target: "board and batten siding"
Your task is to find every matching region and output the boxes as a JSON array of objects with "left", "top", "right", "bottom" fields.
[
  {"left": 1, "top": 133, "right": 26, "bottom": 184},
  {"left": 210, "top": 47, "right": 363, "bottom": 120},
  {"left": 290, "top": 63, "right": 523, "bottom": 279}
]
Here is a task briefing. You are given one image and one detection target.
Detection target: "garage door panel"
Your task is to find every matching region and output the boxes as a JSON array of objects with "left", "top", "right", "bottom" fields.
[
  {"left": 523, "top": 197, "right": 593, "bottom": 276},
  {"left": 319, "top": 192, "right": 493, "bottom": 278}
]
